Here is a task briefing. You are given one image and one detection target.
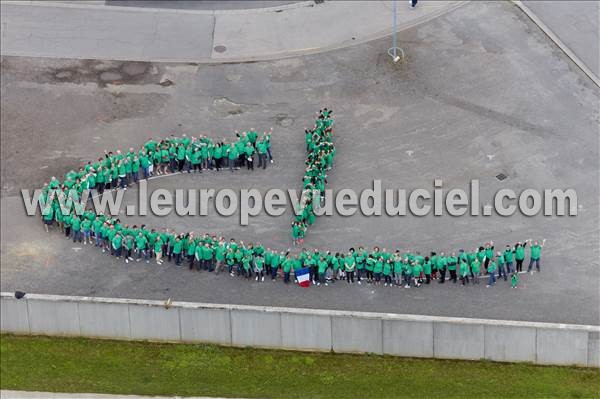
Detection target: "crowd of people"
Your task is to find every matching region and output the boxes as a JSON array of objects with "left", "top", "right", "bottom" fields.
[
  {"left": 40, "top": 128, "right": 274, "bottom": 206},
  {"left": 37, "top": 111, "right": 545, "bottom": 290},
  {"left": 291, "top": 109, "right": 335, "bottom": 245}
]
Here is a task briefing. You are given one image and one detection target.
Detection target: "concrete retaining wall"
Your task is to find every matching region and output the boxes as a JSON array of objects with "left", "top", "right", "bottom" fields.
[{"left": 1, "top": 292, "right": 598, "bottom": 367}]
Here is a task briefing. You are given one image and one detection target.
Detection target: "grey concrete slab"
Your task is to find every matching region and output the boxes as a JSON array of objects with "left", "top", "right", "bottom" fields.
[
  {"left": 280, "top": 312, "right": 332, "bottom": 351},
  {"left": 230, "top": 309, "right": 282, "bottom": 347},
  {"left": 128, "top": 303, "right": 181, "bottom": 340},
  {"left": 383, "top": 319, "right": 434, "bottom": 358},
  {"left": 0, "top": 296, "right": 30, "bottom": 333},
  {"left": 589, "top": 331, "right": 600, "bottom": 368},
  {"left": 521, "top": 1, "right": 599, "bottom": 79},
  {"left": 434, "top": 322, "right": 484, "bottom": 360},
  {"left": 1, "top": 2, "right": 598, "bottom": 325},
  {"left": 179, "top": 307, "right": 232, "bottom": 345},
  {"left": 26, "top": 298, "right": 80, "bottom": 335},
  {"left": 536, "top": 327, "right": 589, "bottom": 366},
  {"left": 78, "top": 301, "right": 131, "bottom": 338},
  {"left": 484, "top": 324, "right": 536, "bottom": 363},
  {"left": 331, "top": 315, "right": 382, "bottom": 354}
]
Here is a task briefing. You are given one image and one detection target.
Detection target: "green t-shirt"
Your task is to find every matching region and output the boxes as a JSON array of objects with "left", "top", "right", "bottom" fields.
[
  {"left": 71, "top": 217, "right": 81, "bottom": 232},
  {"left": 282, "top": 258, "right": 293, "bottom": 273},
  {"left": 135, "top": 236, "right": 148, "bottom": 250},
  {"left": 471, "top": 260, "right": 481, "bottom": 274},
  {"left": 317, "top": 259, "right": 328, "bottom": 274},
  {"left": 255, "top": 256, "right": 265, "bottom": 270},
  {"left": 530, "top": 245, "right": 541, "bottom": 260},
  {"left": 202, "top": 246, "right": 214, "bottom": 260},
  {"left": 504, "top": 249, "right": 514, "bottom": 263},
  {"left": 373, "top": 260, "right": 383, "bottom": 274},
  {"left": 447, "top": 256, "right": 457, "bottom": 271},
  {"left": 172, "top": 240, "right": 183, "bottom": 254},
  {"left": 112, "top": 235, "right": 122, "bottom": 249},
  {"left": 515, "top": 246, "right": 525, "bottom": 261},
  {"left": 459, "top": 262, "right": 469, "bottom": 277},
  {"left": 412, "top": 263, "right": 422, "bottom": 277}
]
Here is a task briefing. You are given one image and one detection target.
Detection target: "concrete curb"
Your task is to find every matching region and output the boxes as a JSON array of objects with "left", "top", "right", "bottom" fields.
[
  {"left": 0, "top": 0, "right": 315, "bottom": 15},
  {"left": 512, "top": 1, "right": 600, "bottom": 88}
]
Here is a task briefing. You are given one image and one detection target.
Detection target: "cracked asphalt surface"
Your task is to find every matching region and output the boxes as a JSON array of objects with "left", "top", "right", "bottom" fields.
[{"left": 1, "top": 2, "right": 598, "bottom": 325}]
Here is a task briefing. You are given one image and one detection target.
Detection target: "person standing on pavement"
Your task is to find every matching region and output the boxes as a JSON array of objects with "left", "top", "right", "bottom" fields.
[
  {"left": 514, "top": 241, "right": 527, "bottom": 272},
  {"left": 487, "top": 258, "right": 497, "bottom": 287},
  {"left": 447, "top": 252, "right": 458, "bottom": 283},
  {"left": 497, "top": 251, "right": 507, "bottom": 281},
  {"left": 504, "top": 244, "right": 515, "bottom": 274},
  {"left": 527, "top": 239, "right": 546, "bottom": 274}
]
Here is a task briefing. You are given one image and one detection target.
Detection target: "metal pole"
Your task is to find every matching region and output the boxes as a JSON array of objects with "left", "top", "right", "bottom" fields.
[{"left": 392, "top": 0, "right": 397, "bottom": 60}]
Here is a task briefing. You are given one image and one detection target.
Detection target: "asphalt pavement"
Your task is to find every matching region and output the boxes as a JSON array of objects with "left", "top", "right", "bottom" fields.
[{"left": 1, "top": 1, "right": 598, "bottom": 325}]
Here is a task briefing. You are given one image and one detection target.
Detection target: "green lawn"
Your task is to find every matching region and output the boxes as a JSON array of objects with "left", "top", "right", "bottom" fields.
[{"left": 1, "top": 334, "right": 599, "bottom": 398}]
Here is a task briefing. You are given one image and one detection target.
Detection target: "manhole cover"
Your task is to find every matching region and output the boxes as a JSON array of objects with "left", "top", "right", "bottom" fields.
[
  {"left": 496, "top": 173, "right": 507, "bottom": 181},
  {"left": 214, "top": 45, "right": 227, "bottom": 53}
]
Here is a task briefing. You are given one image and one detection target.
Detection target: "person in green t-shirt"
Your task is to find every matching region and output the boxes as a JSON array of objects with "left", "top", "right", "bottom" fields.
[
  {"left": 459, "top": 260, "right": 469, "bottom": 285},
  {"left": 502, "top": 244, "right": 514, "bottom": 274},
  {"left": 135, "top": 232, "right": 149, "bottom": 263},
  {"left": 317, "top": 256, "right": 328, "bottom": 286},
  {"left": 411, "top": 261, "right": 423, "bottom": 287},
  {"left": 344, "top": 253, "right": 356, "bottom": 284},
  {"left": 383, "top": 259, "right": 393, "bottom": 286},
  {"left": 447, "top": 252, "right": 458, "bottom": 283},
  {"left": 496, "top": 251, "right": 507, "bottom": 281},
  {"left": 82, "top": 218, "right": 92, "bottom": 245},
  {"left": 487, "top": 259, "right": 497, "bottom": 287},
  {"left": 514, "top": 241, "right": 527, "bottom": 272},
  {"left": 112, "top": 233, "right": 123, "bottom": 258},
  {"left": 471, "top": 258, "right": 481, "bottom": 285},
  {"left": 242, "top": 253, "right": 252, "bottom": 279},
  {"left": 373, "top": 257, "right": 383, "bottom": 285},
  {"left": 254, "top": 254, "right": 265, "bottom": 282},
  {"left": 123, "top": 234, "right": 134, "bottom": 264},
  {"left": 227, "top": 143, "right": 238, "bottom": 172},
  {"left": 171, "top": 236, "right": 183, "bottom": 266},
  {"left": 527, "top": 238, "right": 546, "bottom": 274},
  {"left": 71, "top": 215, "right": 82, "bottom": 243},
  {"left": 437, "top": 253, "right": 447, "bottom": 283},
  {"left": 423, "top": 256, "right": 432, "bottom": 284},
  {"left": 256, "top": 138, "right": 268, "bottom": 169},
  {"left": 511, "top": 271, "right": 519, "bottom": 289},
  {"left": 42, "top": 202, "right": 54, "bottom": 232},
  {"left": 154, "top": 237, "right": 164, "bottom": 265}
]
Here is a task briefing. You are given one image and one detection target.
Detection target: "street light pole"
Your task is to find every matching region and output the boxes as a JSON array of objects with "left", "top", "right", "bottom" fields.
[
  {"left": 392, "top": 0, "right": 397, "bottom": 58},
  {"left": 388, "top": 0, "right": 405, "bottom": 63}
]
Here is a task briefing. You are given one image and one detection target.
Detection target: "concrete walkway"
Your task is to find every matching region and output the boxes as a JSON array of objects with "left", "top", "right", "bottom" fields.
[
  {"left": 0, "top": 391, "right": 235, "bottom": 399},
  {"left": 517, "top": 0, "right": 600, "bottom": 84},
  {"left": 0, "top": 0, "right": 465, "bottom": 63}
]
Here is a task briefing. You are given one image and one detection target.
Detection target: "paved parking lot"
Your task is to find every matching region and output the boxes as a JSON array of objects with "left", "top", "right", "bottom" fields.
[{"left": 1, "top": 2, "right": 598, "bottom": 324}]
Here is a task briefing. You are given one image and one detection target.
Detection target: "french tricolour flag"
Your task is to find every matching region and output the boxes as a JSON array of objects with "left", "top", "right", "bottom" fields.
[{"left": 296, "top": 267, "right": 311, "bottom": 288}]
